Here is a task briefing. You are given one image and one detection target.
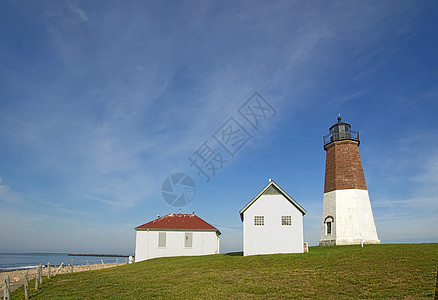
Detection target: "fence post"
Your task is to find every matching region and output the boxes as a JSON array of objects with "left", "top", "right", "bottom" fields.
[
  {"left": 47, "top": 262, "right": 51, "bottom": 279},
  {"left": 3, "top": 275, "right": 10, "bottom": 300},
  {"left": 54, "top": 262, "right": 64, "bottom": 276},
  {"left": 39, "top": 264, "right": 43, "bottom": 285},
  {"left": 35, "top": 267, "right": 39, "bottom": 291},
  {"left": 71, "top": 259, "right": 74, "bottom": 273},
  {"left": 125, "top": 258, "right": 127, "bottom": 264},
  {"left": 24, "top": 270, "right": 29, "bottom": 300}
]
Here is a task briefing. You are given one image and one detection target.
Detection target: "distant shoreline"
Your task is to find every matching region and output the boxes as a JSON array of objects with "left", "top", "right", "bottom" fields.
[
  {"left": 0, "top": 253, "right": 132, "bottom": 273},
  {"left": 68, "top": 254, "right": 130, "bottom": 257},
  {"left": 0, "top": 252, "right": 131, "bottom": 257}
]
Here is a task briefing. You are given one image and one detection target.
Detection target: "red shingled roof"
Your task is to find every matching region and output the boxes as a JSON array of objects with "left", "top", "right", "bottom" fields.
[{"left": 135, "top": 214, "right": 220, "bottom": 233}]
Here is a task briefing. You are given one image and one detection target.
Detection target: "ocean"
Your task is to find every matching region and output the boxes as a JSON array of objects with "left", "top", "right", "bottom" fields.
[{"left": 0, "top": 253, "right": 130, "bottom": 272}]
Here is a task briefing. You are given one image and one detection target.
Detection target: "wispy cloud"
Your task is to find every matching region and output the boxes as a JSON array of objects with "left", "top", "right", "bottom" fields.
[
  {"left": 43, "top": 2, "right": 89, "bottom": 25},
  {"left": 0, "top": 178, "right": 22, "bottom": 206},
  {"left": 67, "top": 3, "right": 89, "bottom": 24}
]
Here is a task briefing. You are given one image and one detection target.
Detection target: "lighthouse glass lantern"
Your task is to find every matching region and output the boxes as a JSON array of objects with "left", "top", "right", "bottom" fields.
[{"left": 324, "top": 116, "right": 359, "bottom": 147}]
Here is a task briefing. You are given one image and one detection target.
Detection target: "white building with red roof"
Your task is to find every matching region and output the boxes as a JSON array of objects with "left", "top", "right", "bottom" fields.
[{"left": 134, "top": 213, "right": 221, "bottom": 262}]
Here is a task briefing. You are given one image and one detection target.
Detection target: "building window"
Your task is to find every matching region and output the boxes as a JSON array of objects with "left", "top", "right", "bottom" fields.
[
  {"left": 324, "top": 216, "right": 334, "bottom": 236},
  {"left": 282, "top": 216, "right": 292, "bottom": 226},
  {"left": 158, "top": 232, "right": 166, "bottom": 248},
  {"left": 184, "top": 232, "right": 193, "bottom": 248},
  {"left": 254, "top": 216, "right": 264, "bottom": 226}
]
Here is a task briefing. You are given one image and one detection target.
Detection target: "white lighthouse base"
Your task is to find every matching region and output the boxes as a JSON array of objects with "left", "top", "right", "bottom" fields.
[{"left": 320, "top": 189, "right": 380, "bottom": 246}]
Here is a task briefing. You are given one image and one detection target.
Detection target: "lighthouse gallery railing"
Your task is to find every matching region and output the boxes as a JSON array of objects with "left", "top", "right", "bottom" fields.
[{"left": 323, "top": 131, "right": 359, "bottom": 146}]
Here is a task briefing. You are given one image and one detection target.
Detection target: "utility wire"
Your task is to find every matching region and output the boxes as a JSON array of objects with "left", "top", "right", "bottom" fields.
[{"left": 211, "top": 223, "right": 243, "bottom": 229}]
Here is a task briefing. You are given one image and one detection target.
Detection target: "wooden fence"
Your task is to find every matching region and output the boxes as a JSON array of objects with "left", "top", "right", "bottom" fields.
[{"left": 2, "top": 258, "right": 128, "bottom": 299}]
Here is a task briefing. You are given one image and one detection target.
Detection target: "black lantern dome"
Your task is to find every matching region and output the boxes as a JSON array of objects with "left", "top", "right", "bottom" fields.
[{"left": 323, "top": 115, "right": 359, "bottom": 148}]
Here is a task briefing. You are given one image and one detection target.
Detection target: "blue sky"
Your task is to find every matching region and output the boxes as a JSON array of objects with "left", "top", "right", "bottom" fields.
[{"left": 0, "top": 1, "right": 437, "bottom": 254}]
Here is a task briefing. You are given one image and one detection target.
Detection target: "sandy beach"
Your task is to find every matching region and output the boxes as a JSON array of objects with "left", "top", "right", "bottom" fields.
[{"left": 1, "top": 262, "right": 124, "bottom": 297}]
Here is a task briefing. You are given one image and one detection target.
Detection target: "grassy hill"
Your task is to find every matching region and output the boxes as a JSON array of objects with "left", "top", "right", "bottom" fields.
[{"left": 13, "top": 243, "right": 438, "bottom": 299}]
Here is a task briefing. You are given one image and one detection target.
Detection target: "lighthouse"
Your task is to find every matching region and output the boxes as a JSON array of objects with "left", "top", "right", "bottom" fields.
[{"left": 319, "top": 116, "right": 380, "bottom": 246}]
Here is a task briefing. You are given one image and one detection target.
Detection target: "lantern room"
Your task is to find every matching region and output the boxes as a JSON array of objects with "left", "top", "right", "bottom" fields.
[{"left": 323, "top": 115, "right": 359, "bottom": 148}]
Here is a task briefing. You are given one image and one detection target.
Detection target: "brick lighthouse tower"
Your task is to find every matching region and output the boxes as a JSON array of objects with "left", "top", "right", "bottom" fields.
[{"left": 319, "top": 116, "right": 380, "bottom": 246}]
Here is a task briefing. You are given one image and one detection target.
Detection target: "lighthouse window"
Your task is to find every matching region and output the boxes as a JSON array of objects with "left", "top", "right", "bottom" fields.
[
  {"left": 281, "top": 216, "right": 292, "bottom": 226},
  {"left": 254, "top": 216, "right": 264, "bottom": 226},
  {"left": 324, "top": 216, "right": 334, "bottom": 235},
  {"left": 327, "top": 222, "right": 332, "bottom": 234}
]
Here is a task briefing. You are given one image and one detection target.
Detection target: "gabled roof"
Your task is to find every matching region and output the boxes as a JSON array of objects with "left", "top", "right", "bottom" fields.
[
  {"left": 239, "top": 180, "right": 306, "bottom": 221},
  {"left": 135, "top": 214, "right": 221, "bottom": 235}
]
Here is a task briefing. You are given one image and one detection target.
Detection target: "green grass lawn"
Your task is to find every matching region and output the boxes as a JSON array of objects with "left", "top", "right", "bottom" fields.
[{"left": 12, "top": 243, "right": 438, "bottom": 299}]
